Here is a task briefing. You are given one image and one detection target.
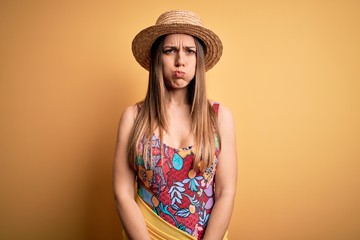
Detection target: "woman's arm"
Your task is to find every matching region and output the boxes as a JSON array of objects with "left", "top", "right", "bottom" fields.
[
  {"left": 113, "top": 105, "right": 150, "bottom": 240},
  {"left": 203, "top": 105, "right": 237, "bottom": 240}
]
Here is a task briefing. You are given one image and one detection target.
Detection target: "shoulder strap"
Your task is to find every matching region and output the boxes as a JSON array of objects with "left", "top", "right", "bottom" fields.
[{"left": 212, "top": 102, "right": 220, "bottom": 117}]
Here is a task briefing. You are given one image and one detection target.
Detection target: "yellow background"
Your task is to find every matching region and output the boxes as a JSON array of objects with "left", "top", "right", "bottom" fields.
[{"left": 1, "top": 0, "right": 359, "bottom": 239}]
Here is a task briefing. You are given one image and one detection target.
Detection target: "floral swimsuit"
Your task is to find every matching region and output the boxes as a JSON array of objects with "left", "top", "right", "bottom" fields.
[{"left": 136, "top": 103, "right": 220, "bottom": 240}]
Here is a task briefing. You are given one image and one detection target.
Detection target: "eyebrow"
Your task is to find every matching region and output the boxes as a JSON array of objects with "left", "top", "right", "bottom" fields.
[{"left": 163, "top": 45, "right": 196, "bottom": 49}]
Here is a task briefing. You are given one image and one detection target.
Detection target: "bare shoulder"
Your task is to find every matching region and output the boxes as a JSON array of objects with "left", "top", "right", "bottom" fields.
[
  {"left": 118, "top": 104, "right": 139, "bottom": 134},
  {"left": 208, "top": 100, "right": 235, "bottom": 135},
  {"left": 217, "top": 106, "right": 236, "bottom": 142},
  {"left": 217, "top": 104, "right": 233, "bottom": 122},
  {"left": 120, "top": 104, "right": 138, "bottom": 121}
]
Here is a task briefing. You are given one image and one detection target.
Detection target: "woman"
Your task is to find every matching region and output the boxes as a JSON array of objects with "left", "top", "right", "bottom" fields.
[{"left": 113, "top": 10, "right": 237, "bottom": 240}]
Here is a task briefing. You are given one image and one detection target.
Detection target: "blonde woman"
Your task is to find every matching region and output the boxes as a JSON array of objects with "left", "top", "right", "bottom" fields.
[{"left": 113, "top": 10, "right": 237, "bottom": 240}]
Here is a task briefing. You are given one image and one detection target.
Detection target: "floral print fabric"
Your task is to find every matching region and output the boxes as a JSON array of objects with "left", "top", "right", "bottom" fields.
[{"left": 136, "top": 127, "right": 219, "bottom": 240}]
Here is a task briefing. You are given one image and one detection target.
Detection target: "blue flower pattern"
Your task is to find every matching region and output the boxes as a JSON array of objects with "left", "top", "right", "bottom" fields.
[{"left": 136, "top": 104, "right": 220, "bottom": 240}]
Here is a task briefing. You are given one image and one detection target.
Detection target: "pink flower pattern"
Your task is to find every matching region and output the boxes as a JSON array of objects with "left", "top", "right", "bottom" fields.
[
  {"left": 135, "top": 103, "right": 220, "bottom": 240},
  {"left": 136, "top": 135, "right": 219, "bottom": 239}
]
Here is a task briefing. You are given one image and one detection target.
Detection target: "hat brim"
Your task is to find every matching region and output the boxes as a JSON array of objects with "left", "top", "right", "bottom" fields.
[{"left": 132, "top": 23, "right": 223, "bottom": 71}]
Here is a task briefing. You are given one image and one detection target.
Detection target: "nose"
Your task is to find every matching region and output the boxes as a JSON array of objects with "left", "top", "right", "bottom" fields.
[{"left": 175, "top": 52, "right": 185, "bottom": 67}]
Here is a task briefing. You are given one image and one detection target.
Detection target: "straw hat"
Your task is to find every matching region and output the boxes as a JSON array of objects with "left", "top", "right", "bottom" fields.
[{"left": 132, "top": 10, "right": 223, "bottom": 71}]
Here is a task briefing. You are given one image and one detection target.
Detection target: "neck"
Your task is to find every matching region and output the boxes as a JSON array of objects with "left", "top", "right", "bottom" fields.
[{"left": 166, "top": 88, "right": 189, "bottom": 106}]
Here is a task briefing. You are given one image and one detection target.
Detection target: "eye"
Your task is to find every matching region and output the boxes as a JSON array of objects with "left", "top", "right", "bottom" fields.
[
  {"left": 187, "top": 49, "right": 196, "bottom": 54},
  {"left": 163, "top": 48, "right": 177, "bottom": 54}
]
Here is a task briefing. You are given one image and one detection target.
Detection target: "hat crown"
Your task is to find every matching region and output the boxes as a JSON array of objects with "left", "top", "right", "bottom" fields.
[{"left": 155, "top": 10, "right": 203, "bottom": 26}]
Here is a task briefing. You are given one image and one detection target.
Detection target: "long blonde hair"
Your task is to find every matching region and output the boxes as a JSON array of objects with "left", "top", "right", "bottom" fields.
[{"left": 128, "top": 35, "right": 221, "bottom": 172}]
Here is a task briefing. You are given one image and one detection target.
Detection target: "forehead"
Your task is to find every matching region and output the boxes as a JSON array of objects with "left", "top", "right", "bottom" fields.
[{"left": 163, "top": 34, "right": 195, "bottom": 45}]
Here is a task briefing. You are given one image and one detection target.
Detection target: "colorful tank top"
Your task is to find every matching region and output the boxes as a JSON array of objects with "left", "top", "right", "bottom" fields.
[{"left": 136, "top": 103, "right": 220, "bottom": 240}]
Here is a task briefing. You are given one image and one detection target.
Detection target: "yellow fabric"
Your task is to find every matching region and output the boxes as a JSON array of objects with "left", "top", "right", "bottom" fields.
[{"left": 122, "top": 195, "right": 228, "bottom": 240}]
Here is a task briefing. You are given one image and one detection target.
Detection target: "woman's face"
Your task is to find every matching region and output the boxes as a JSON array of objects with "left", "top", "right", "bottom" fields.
[{"left": 161, "top": 34, "right": 197, "bottom": 89}]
